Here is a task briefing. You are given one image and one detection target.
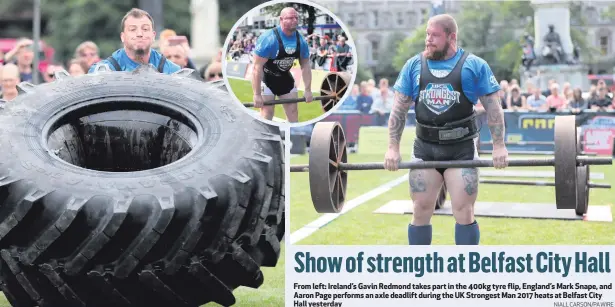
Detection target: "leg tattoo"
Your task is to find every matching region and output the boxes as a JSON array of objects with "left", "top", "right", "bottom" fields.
[
  {"left": 409, "top": 171, "right": 427, "bottom": 193},
  {"left": 461, "top": 168, "right": 479, "bottom": 195}
]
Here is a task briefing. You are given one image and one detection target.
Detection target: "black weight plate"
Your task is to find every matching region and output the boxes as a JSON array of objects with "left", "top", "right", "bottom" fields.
[
  {"left": 309, "top": 121, "right": 348, "bottom": 213},
  {"left": 554, "top": 116, "right": 577, "bottom": 210},
  {"left": 576, "top": 165, "right": 589, "bottom": 216}
]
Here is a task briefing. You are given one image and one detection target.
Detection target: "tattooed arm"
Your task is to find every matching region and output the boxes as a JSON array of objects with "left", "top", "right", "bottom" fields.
[
  {"left": 479, "top": 92, "right": 505, "bottom": 147},
  {"left": 388, "top": 92, "right": 415, "bottom": 150}
]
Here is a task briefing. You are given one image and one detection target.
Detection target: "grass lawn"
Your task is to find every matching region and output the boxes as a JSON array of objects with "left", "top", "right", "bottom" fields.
[
  {"left": 290, "top": 126, "right": 615, "bottom": 245},
  {"left": 227, "top": 78, "right": 323, "bottom": 123}
]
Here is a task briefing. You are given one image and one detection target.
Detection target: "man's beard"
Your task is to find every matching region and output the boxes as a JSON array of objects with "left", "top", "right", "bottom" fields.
[
  {"left": 425, "top": 41, "right": 450, "bottom": 60},
  {"left": 135, "top": 48, "right": 147, "bottom": 57}
]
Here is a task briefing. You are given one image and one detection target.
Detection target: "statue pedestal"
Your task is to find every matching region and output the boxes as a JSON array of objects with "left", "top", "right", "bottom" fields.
[
  {"left": 191, "top": 0, "right": 220, "bottom": 68},
  {"left": 521, "top": 64, "right": 589, "bottom": 91},
  {"left": 532, "top": 0, "right": 573, "bottom": 56}
]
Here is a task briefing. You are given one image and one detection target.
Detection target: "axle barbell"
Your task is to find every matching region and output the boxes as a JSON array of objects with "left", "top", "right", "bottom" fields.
[
  {"left": 477, "top": 150, "right": 597, "bottom": 156},
  {"left": 243, "top": 71, "right": 350, "bottom": 113},
  {"left": 243, "top": 95, "right": 335, "bottom": 107},
  {"left": 289, "top": 116, "right": 612, "bottom": 215}
]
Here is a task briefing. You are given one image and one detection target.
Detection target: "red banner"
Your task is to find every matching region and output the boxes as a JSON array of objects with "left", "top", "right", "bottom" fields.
[{"left": 583, "top": 128, "right": 615, "bottom": 156}]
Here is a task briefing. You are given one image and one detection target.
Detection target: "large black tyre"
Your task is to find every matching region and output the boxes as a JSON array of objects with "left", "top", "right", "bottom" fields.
[{"left": 0, "top": 65, "right": 285, "bottom": 307}]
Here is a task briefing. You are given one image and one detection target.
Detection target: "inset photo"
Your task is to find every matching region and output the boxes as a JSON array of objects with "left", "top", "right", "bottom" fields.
[{"left": 222, "top": 0, "right": 357, "bottom": 126}]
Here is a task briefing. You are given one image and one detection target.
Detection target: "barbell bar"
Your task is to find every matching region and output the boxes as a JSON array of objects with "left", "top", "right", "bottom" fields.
[
  {"left": 242, "top": 71, "right": 350, "bottom": 112},
  {"left": 289, "top": 156, "right": 611, "bottom": 172},
  {"left": 243, "top": 95, "right": 335, "bottom": 107},
  {"left": 289, "top": 116, "right": 613, "bottom": 215},
  {"left": 478, "top": 178, "right": 610, "bottom": 189},
  {"left": 479, "top": 141, "right": 595, "bottom": 146},
  {"left": 477, "top": 150, "right": 597, "bottom": 156}
]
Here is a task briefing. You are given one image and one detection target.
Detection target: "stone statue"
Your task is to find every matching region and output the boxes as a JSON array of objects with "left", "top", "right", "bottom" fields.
[
  {"left": 521, "top": 33, "right": 536, "bottom": 69},
  {"left": 539, "top": 24, "right": 567, "bottom": 65}
]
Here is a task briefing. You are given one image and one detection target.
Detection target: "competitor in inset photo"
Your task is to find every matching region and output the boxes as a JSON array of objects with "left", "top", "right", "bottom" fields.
[{"left": 222, "top": 0, "right": 357, "bottom": 126}]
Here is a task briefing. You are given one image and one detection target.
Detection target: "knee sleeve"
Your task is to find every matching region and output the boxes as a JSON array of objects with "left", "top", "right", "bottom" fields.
[
  {"left": 408, "top": 224, "right": 432, "bottom": 245},
  {"left": 455, "top": 221, "right": 480, "bottom": 245}
]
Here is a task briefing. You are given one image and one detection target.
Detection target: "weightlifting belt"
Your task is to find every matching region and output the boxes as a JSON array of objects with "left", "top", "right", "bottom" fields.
[{"left": 415, "top": 114, "right": 479, "bottom": 144}]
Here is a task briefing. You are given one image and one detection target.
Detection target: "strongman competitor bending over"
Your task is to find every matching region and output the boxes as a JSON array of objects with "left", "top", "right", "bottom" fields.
[
  {"left": 384, "top": 14, "right": 509, "bottom": 245},
  {"left": 251, "top": 7, "right": 312, "bottom": 122}
]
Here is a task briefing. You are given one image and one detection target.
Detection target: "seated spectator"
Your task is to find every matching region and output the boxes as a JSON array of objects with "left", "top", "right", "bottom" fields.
[
  {"left": 338, "top": 84, "right": 358, "bottom": 111},
  {"left": 497, "top": 88, "right": 508, "bottom": 110},
  {"left": 588, "top": 85, "right": 597, "bottom": 100},
  {"left": 44, "top": 64, "right": 65, "bottom": 83},
  {"left": 542, "top": 79, "right": 556, "bottom": 97},
  {"left": 506, "top": 85, "right": 526, "bottom": 110},
  {"left": 522, "top": 81, "right": 535, "bottom": 98},
  {"left": 596, "top": 79, "right": 612, "bottom": 99},
  {"left": 229, "top": 41, "right": 243, "bottom": 61},
  {"left": 588, "top": 86, "right": 612, "bottom": 111},
  {"left": 204, "top": 62, "right": 222, "bottom": 82},
  {"left": 0, "top": 63, "right": 20, "bottom": 101},
  {"left": 163, "top": 44, "right": 188, "bottom": 68},
  {"left": 356, "top": 82, "right": 373, "bottom": 114},
  {"left": 370, "top": 81, "right": 394, "bottom": 126},
  {"left": 526, "top": 87, "right": 548, "bottom": 111},
  {"left": 568, "top": 88, "right": 588, "bottom": 114},
  {"left": 3, "top": 38, "right": 43, "bottom": 84},
  {"left": 546, "top": 83, "right": 567, "bottom": 111},
  {"left": 335, "top": 37, "right": 352, "bottom": 72},
  {"left": 366, "top": 79, "right": 376, "bottom": 96},
  {"left": 68, "top": 58, "right": 89, "bottom": 76},
  {"left": 75, "top": 41, "right": 101, "bottom": 69}
]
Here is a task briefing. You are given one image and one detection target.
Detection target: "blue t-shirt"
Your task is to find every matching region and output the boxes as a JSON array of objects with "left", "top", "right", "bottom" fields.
[
  {"left": 88, "top": 48, "right": 181, "bottom": 74},
  {"left": 253, "top": 26, "right": 310, "bottom": 60},
  {"left": 393, "top": 48, "right": 500, "bottom": 105}
]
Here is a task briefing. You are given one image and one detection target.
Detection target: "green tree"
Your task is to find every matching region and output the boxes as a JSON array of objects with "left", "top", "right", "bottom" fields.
[{"left": 372, "top": 31, "right": 406, "bottom": 81}]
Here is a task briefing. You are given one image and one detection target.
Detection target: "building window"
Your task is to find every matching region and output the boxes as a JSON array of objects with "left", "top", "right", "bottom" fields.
[
  {"left": 369, "top": 11, "right": 378, "bottom": 28},
  {"left": 397, "top": 12, "right": 405, "bottom": 27},
  {"left": 600, "top": 35, "right": 609, "bottom": 55},
  {"left": 326, "top": 16, "right": 334, "bottom": 24},
  {"left": 371, "top": 39, "right": 379, "bottom": 61},
  {"left": 346, "top": 13, "right": 355, "bottom": 27}
]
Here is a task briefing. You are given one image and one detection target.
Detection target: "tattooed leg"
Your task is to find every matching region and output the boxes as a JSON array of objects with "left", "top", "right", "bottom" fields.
[
  {"left": 409, "top": 169, "right": 444, "bottom": 226},
  {"left": 443, "top": 168, "right": 479, "bottom": 225}
]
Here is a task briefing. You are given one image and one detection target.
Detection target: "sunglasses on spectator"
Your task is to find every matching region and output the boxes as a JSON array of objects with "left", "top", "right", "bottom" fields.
[{"left": 209, "top": 72, "right": 223, "bottom": 78}]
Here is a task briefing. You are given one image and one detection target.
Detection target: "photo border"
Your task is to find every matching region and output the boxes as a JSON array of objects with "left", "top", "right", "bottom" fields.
[{"left": 221, "top": 0, "right": 359, "bottom": 128}]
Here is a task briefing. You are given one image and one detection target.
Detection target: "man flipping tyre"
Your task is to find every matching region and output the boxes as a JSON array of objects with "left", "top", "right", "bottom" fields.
[
  {"left": 251, "top": 7, "right": 312, "bottom": 123},
  {"left": 384, "top": 14, "right": 508, "bottom": 245},
  {"left": 88, "top": 8, "right": 181, "bottom": 74}
]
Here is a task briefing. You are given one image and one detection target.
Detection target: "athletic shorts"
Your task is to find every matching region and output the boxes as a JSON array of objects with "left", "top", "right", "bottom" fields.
[
  {"left": 263, "top": 83, "right": 297, "bottom": 97},
  {"left": 263, "top": 71, "right": 296, "bottom": 97},
  {"left": 411, "top": 137, "right": 479, "bottom": 176}
]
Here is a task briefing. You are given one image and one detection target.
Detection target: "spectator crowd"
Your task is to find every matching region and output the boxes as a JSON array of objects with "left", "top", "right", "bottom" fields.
[
  {"left": 0, "top": 29, "right": 224, "bottom": 103},
  {"left": 227, "top": 29, "right": 354, "bottom": 73},
  {"left": 336, "top": 75, "right": 615, "bottom": 127},
  {"left": 477, "top": 78, "right": 615, "bottom": 113}
]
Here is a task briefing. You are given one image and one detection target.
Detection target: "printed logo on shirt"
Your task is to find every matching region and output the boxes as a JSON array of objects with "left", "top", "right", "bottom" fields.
[
  {"left": 285, "top": 47, "right": 296, "bottom": 54},
  {"left": 419, "top": 83, "right": 461, "bottom": 115},
  {"left": 273, "top": 56, "right": 296, "bottom": 71},
  {"left": 489, "top": 75, "right": 498, "bottom": 86},
  {"left": 429, "top": 69, "right": 451, "bottom": 78}
]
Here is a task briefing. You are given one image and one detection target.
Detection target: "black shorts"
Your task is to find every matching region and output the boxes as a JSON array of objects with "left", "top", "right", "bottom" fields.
[
  {"left": 411, "top": 138, "right": 478, "bottom": 176},
  {"left": 263, "top": 71, "right": 295, "bottom": 97}
]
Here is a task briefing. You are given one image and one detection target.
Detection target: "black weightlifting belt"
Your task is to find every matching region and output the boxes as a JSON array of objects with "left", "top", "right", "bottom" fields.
[{"left": 415, "top": 114, "right": 479, "bottom": 145}]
